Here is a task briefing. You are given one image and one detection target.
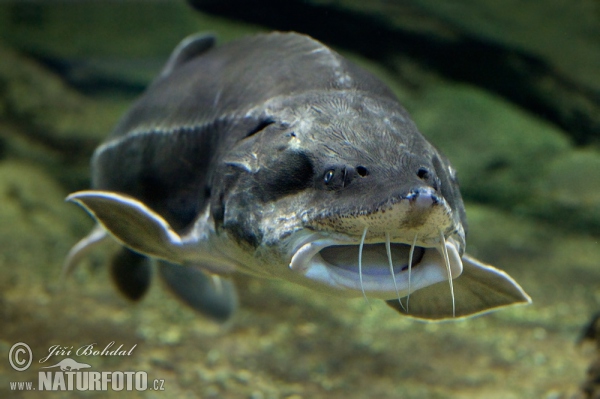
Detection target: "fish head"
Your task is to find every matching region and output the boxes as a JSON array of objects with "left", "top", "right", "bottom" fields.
[{"left": 212, "top": 91, "right": 467, "bottom": 300}]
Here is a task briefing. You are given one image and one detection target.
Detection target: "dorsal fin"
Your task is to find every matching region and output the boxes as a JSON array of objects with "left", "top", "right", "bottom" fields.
[{"left": 159, "top": 33, "right": 216, "bottom": 78}]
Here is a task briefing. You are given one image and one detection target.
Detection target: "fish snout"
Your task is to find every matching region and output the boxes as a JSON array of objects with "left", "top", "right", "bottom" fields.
[
  {"left": 404, "top": 186, "right": 440, "bottom": 210},
  {"left": 306, "top": 188, "right": 455, "bottom": 244},
  {"left": 366, "top": 188, "right": 455, "bottom": 243}
]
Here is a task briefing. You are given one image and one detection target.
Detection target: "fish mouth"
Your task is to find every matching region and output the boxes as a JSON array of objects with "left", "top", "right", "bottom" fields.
[
  {"left": 289, "top": 236, "right": 463, "bottom": 300},
  {"left": 321, "top": 243, "right": 425, "bottom": 275}
]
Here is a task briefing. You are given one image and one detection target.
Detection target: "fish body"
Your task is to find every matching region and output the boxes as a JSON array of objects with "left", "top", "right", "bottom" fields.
[{"left": 66, "top": 32, "right": 530, "bottom": 321}]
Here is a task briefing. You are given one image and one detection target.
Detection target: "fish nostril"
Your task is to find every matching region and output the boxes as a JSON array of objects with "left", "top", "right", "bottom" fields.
[
  {"left": 356, "top": 166, "right": 369, "bottom": 177},
  {"left": 417, "top": 167, "right": 430, "bottom": 180}
]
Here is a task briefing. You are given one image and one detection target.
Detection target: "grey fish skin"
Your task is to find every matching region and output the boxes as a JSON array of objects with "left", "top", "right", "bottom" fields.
[{"left": 66, "top": 32, "right": 530, "bottom": 321}]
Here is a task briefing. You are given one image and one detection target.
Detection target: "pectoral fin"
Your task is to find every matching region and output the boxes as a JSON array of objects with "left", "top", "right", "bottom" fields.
[
  {"left": 67, "top": 191, "right": 184, "bottom": 264},
  {"left": 110, "top": 248, "right": 152, "bottom": 301},
  {"left": 158, "top": 261, "right": 237, "bottom": 322},
  {"left": 387, "top": 254, "right": 531, "bottom": 320},
  {"left": 63, "top": 224, "right": 110, "bottom": 276}
]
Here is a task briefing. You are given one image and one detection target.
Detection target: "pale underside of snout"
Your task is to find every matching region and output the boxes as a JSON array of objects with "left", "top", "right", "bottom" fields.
[
  {"left": 289, "top": 237, "right": 462, "bottom": 300},
  {"left": 307, "top": 191, "right": 462, "bottom": 244}
]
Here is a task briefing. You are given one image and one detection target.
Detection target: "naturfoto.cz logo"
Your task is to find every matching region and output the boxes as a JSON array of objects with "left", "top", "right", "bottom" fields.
[{"left": 7, "top": 342, "right": 165, "bottom": 392}]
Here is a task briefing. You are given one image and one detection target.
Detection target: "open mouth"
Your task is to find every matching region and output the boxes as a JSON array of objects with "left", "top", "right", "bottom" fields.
[
  {"left": 320, "top": 243, "right": 425, "bottom": 275},
  {"left": 289, "top": 235, "right": 463, "bottom": 300}
]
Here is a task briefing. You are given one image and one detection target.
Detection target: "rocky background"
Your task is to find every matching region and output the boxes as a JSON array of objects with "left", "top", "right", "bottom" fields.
[{"left": 0, "top": 1, "right": 599, "bottom": 398}]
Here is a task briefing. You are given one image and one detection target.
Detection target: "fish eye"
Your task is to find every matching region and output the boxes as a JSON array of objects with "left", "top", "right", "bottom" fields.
[{"left": 324, "top": 170, "right": 335, "bottom": 184}]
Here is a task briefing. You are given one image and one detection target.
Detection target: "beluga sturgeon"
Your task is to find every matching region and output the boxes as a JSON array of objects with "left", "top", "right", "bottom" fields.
[{"left": 65, "top": 32, "right": 531, "bottom": 321}]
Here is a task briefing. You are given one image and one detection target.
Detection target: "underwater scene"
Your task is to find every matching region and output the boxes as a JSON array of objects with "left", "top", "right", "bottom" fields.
[{"left": 1, "top": 1, "right": 599, "bottom": 398}]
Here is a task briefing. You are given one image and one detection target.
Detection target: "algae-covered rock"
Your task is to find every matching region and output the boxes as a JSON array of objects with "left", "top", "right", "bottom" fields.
[
  {"left": 0, "top": 43, "right": 126, "bottom": 151},
  {"left": 531, "top": 149, "right": 600, "bottom": 234},
  {"left": 0, "top": 2, "right": 263, "bottom": 91},
  {"left": 464, "top": 202, "right": 553, "bottom": 264},
  {"left": 407, "top": 0, "right": 600, "bottom": 91},
  {"left": 0, "top": 160, "right": 90, "bottom": 279},
  {"left": 412, "top": 84, "right": 572, "bottom": 208},
  {"left": 0, "top": 43, "right": 134, "bottom": 191},
  {"left": 409, "top": 83, "right": 600, "bottom": 233},
  {"left": 541, "top": 150, "right": 600, "bottom": 206}
]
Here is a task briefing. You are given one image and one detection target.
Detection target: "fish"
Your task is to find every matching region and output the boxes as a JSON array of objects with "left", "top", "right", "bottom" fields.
[{"left": 65, "top": 32, "right": 531, "bottom": 322}]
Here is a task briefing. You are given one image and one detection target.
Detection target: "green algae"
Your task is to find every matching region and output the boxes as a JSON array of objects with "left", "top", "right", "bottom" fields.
[{"left": 411, "top": 83, "right": 572, "bottom": 206}]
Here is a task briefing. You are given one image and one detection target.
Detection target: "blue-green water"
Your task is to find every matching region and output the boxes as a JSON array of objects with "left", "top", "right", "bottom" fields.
[{"left": 1, "top": 2, "right": 599, "bottom": 398}]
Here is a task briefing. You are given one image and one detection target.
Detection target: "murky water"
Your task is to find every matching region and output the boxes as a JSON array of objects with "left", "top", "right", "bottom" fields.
[{"left": 1, "top": 2, "right": 599, "bottom": 398}]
